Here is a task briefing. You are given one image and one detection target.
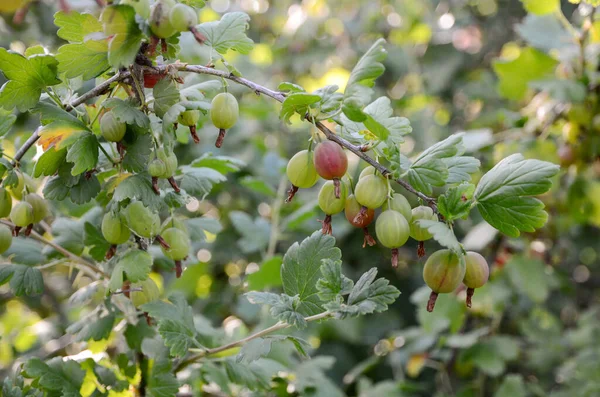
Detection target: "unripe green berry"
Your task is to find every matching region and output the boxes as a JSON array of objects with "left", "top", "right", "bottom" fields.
[
  {"left": 124, "top": 202, "right": 160, "bottom": 238},
  {"left": 130, "top": 278, "right": 161, "bottom": 308},
  {"left": 161, "top": 227, "right": 190, "bottom": 260},
  {"left": 10, "top": 202, "right": 34, "bottom": 227},
  {"left": 286, "top": 150, "right": 319, "bottom": 189},
  {"left": 161, "top": 216, "right": 188, "bottom": 233},
  {"left": 423, "top": 249, "right": 465, "bottom": 294},
  {"left": 355, "top": 174, "right": 388, "bottom": 209},
  {"left": 410, "top": 206, "right": 438, "bottom": 241},
  {"left": 169, "top": 3, "right": 197, "bottom": 32},
  {"left": 210, "top": 93, "right": 239, "bottom": 130},
  {"left": 102, "top": 212, "right": 131, "bottom": 245},
  {"left": 318, "top": 180, "right": 347, "bottom": 215},
  {"left": 0, "top": 187, "right": 12, "bottom": 218},
  {"left": 100, "top": 111, "right": 126, "bottom": 142},
  {"left": 375, "top": 210, "right": 410, "bottom": 249},
  {"left": 177, "top": 109, "right": 200, "bottom": 127},
  {"left": 148, "top": 158, "right": 166, "bottom": 178},
  {"left": 463, "top": 251, "right": 489, "bottom": 289},
  {"left": 149, "top": 0, "right": 178, "bottom": 38},
  {"left": 382, "top": 194, "right": 412, "bottom": 222},
  {"left": 0, "top": 224, "right": 12, "bottom": 254},
  {"left": 24, "top": 193, "right": 48, "bottom": 223}
]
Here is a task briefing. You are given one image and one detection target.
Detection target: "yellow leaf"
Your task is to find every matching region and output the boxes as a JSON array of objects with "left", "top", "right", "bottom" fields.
[
  {"left": 406, "top": 353, "right": 428, "bottom": 377},
  {"left": 38, "top": 121, "right": 88, "bottom": 150}
]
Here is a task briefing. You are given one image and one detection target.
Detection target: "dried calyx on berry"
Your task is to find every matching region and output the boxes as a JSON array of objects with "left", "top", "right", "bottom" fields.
[
  {"left": 344, "top": 194, "right": 376, "bottom": 248},
  {"left": 353, "top": 173, "right": 388, "bottom": 224},
  {"left": 375, "top": 209, "right": 410, "bottom": 268},
  {"left": 161, "top": 227, "right": 191, "bottom": 278},
  {"left": 463, "top": 251, "right": 490, "bottom": 308},
  {"left": 317, "top": 180, "right": 347, "bottom": 235},
  {"left": 177, "top": 110, "right": 201, "bottom": 143},
  {"left": 149, "top": 148, "right": 179, "bottom": 194},
  {"left": 423, "top": 249, "right": 466, "bottom": 312}
]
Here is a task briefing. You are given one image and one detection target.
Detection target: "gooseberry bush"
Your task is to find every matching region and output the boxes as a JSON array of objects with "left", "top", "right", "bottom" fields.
[{"left": 0, "top": 0, "right": 577, "bottom": 395}]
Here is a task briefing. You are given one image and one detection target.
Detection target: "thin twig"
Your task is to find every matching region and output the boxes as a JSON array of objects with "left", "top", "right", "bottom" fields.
[
  {"left": 0, "top": 219, "right": 108, "bottom": 279},
  {"left": 174, "top": 311, "right": 332, "bottom": 373},
  {"left": 265, "top": 176, "right": 288, "bottom": 258}
]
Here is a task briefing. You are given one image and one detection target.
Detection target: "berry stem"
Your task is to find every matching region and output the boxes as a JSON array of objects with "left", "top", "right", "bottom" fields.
[
  {"left": 362, "top": 228, "right": 376, "bottom": 248},
  {"left": 286, "top": 185, "right": 299, "bottom": 203},
  {"left": 151, "top": 176, "right": 160, "bottom": 195},
  {"left": 189, "top": 26, "right": 207, "bottom": 45},
  {"left": 175, "top": 260, "right": 182, "bottom": 278},
  {"left": 106, "top": 244, "right": 117, "bottom": 260},
  {"left": 427, "top": 291, "right": 439, "bottom": 312},
  {"left": 215, "top": 128, "right": 227, "bottom": 148},
  {"left": 167, "top": 177, "right": 181, "bottom": 193},
  {"left": 318, "top": 214, "right": 333, "bottom": 235},
  {"left": 25, "top": 224, "right": 33, "bottom": 237},
  {"left": 189, "top": 125, "right": 200, "bottom": 144},
  {"left": 391, "top": 248, "right": 399, "bottom": 268},
  {"left": 417, "top": 241, "right": 426, "bottom": 258},
  {"left": 466, "top": 287, "right": 475, "bottom": 308},
  {"left": 13, "top": 226, "right": 21, "bottom": 237},
  {"left": 155, "top": 234, "right": 170, "bottom": 250}
]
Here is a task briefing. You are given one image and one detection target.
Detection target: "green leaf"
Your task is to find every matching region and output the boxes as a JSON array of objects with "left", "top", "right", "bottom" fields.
[
  {"left": 516, "top": 14, "right": 574, "bottom": 52},
  {"left": 34, "top": 101, "right": 82, "bottom": 125},
  {"left": 56, "top": 39, "right": 109, "bottom": 81},
  {"left": 474, "top": 153, "right": 559, "bottom": 237},
  {"left": 281, "top": 231, "right": 342, "bottom": 316},
  {"left": 34, "top": 147, "right": 67, "bottom": 178},
  {"left": 444, "top": 156, "right": 480, "bottom": 184},
  {"left": 224, "top": 360, "right": 273, "bottom": 390},
  {"left": 157, "top": 319, "right": 197, "bottom": 357},
  {"left": 66, "top": 133, "right": 99, "bottom": 175},
  {"left": 23, "top": 358, "right": 85, "bottom": 395},
  {"left": 186, "top": 217, "right": 223, "bottom": 241},
  {"left": 84, "top": 222, "right": 111, "bottom": 262},
  {"left": 228, "top": 211, "right": 271, "bottom": 254},
  {"left": 494, "top": 374, "right": 527, "bottom": 397},
  {"left": 278, "top": 82, "right": 305, "bottom": 93},
  {"left": 118, "top": 249, "right": 152, "bottom": 283},
  {"left": 493, "top": 47, "right": 558, "bottom": 100},
  {"left": 190, "top": 153, "right": 245, "bottom": 173},
  {"left": 153, "top": 78, "right": 181, "bottom": 118},
  {"left": 437, "top": 183, "right": 475, "bottom": 221},
  {"left": 55, "top": 10, "right": 103, "bottom": 42},
  {"left": 332, "top": 268, "right": 399, "bottom": 317},
  {"left": 180, "top": 166, "right": 227, "bottom": 198},
  {"left": 316, "top": 259, "right": 353, "bottom": 302},
  {"left": 240, "top": 176, "right": 276, "bottom": 196},
  {"left": 147, "top": 361, "right": 180, "bottom": 397},
  {"left": 505, "top": 255, "right": 550, "bottom": 302},
  {"left": 417, "top": 220, "right": 464, "bottom": 259},
  {"left": 0, "top": 109, "right": 16, "bottom": 137},
  {"left": 247, "top": 256, "right": 283, "bottom": 290},
  {"left": 103, "top": 98, "right": 150, "bottom": 128},
  {"left": 100, "top": 5, "right": 143, "bottom": 68},
  {"left": 0, "top": 49, "right": 61, "bottom": 112},
  {"left": 236, "top": 338, "right": 274, "bottom": 364},
  {"left": 112, "top": 173, "right": 164, "bottom": 210},
  {"left": 245, "top": 292, "right": 308, "bottom": 328},
  {"left": 520, "top": 0, "right": 559, "bottom": 15},
  {"left": 70, "top": 174, "right": 101, "bottom": 204},
  {"left": 0, "top": 264, "right": 44, "bottom": 296},
  {"left": 198, "top": 12, "right": 254, "bottom": 54},
  {"left": 141, "top": 293, "right": 196, "bottom": 333},
  {"left": 343, "top": 38, "right": 387, "bottom": 122},
  {"left": 122, "top": 134, "right": 153, "bottom": 173},
  {"left": 407, "top": 134, "right": 467, "bottom": 195},
  {"left": 280, "top": 92, "right": 321, "bottom": 124},
  {"left": 67, "top": 313, "right": 115, "bottom": 341}
]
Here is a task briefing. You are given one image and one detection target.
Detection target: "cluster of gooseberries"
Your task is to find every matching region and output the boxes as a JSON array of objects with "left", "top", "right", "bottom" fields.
[
  {"left": 286, "top": 140, "right": 437, "bottom": 267},
  {"left": 286, "top": 140, "right": 490, "bottom": 311},
  {"left": 423, "top": 250, "right": 490, "bottom": 312}
]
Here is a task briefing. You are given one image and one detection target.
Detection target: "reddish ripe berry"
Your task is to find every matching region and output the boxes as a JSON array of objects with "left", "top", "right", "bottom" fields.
[
  {"left": 423, "top": 249, "right": 466, "bottom": 312},
  {"left": 463, "top": 251, "right": 490, "bottom": 308},
  {"left": 143, "top": 73, "right": 164, "bottom": 89},
  {"left": 313, "top": 141, "right": 348, "bottom": 181}
]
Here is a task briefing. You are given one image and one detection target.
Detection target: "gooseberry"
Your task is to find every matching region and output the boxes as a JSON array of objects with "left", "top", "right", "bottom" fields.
[
  {"left": 382, "top": 194, "right": 412, "bottom": 222},
  {"left": 313, "top": 141, "right": 348, "bottom": 198},
  {"left": 102, "top": 211, "right": 131, "bottom": 259},
  {"left": 124, "top": 202, "right": 161, "bottom": 240},
  {"left": 286, "top": 150, "right": 319, "bottom": 202},
  {"left": 344, "top": 194, "right": 376, "bottom": 247},
  {"left": 375, "top": 210, "right": 410, "bottom": 268},
  {"left": 7, "top": 172, "right": 25, "bottom": 200},
  {"left": 161, "top": 215, "right": 188, "bottom": 233},
  {"left": 0, "top": 187, "right": 12, "bottom": 218},
  {"left": 423, "top": 249, "right": 466, "bottom": 312},
  {"left": 410, "top": 205, "right": 438, "bottom": 257},
  {"left": 353, "top": 174, "right": 388, "bottom": 225},
  {"left": 317, "top": 180, "right": 347, "bottom": 235},
  {"left": 156, "top": 149, "right": 180, "bottom": 192},
  {"left": 143, "top": 72, "right": 164, "bottom": 88},
  {"left": 10, "top": 201, "right": 34, "bottom": 236},
  {"left": 177, "top": 109, "right": 201, "bottom": 144},
  {"left": 130, "top": 278, "right": 161, "bottom": 308},
  {"left": 169, "top": 3, "right": 197, "bottom": 32},
  {"left": 149, "top": 0, "right": 177, "bottom": 39},
  {"left": 100, "top": 111, "right": 126, "bottom": 142},
  {"left": 210, "top": 92, "right": 239, "bottom": 148},
  {"left": 463, "top": 251, "right": 490, "bottom": 308},
  {"left": 161, "top": 227, "right": 190, "bottom": 277},
  {"left": 24, "top": 193, "right": 48, "bottom": 224},
  {"left": 0, "top": 224, "right": 12, "bottom": 255}
]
